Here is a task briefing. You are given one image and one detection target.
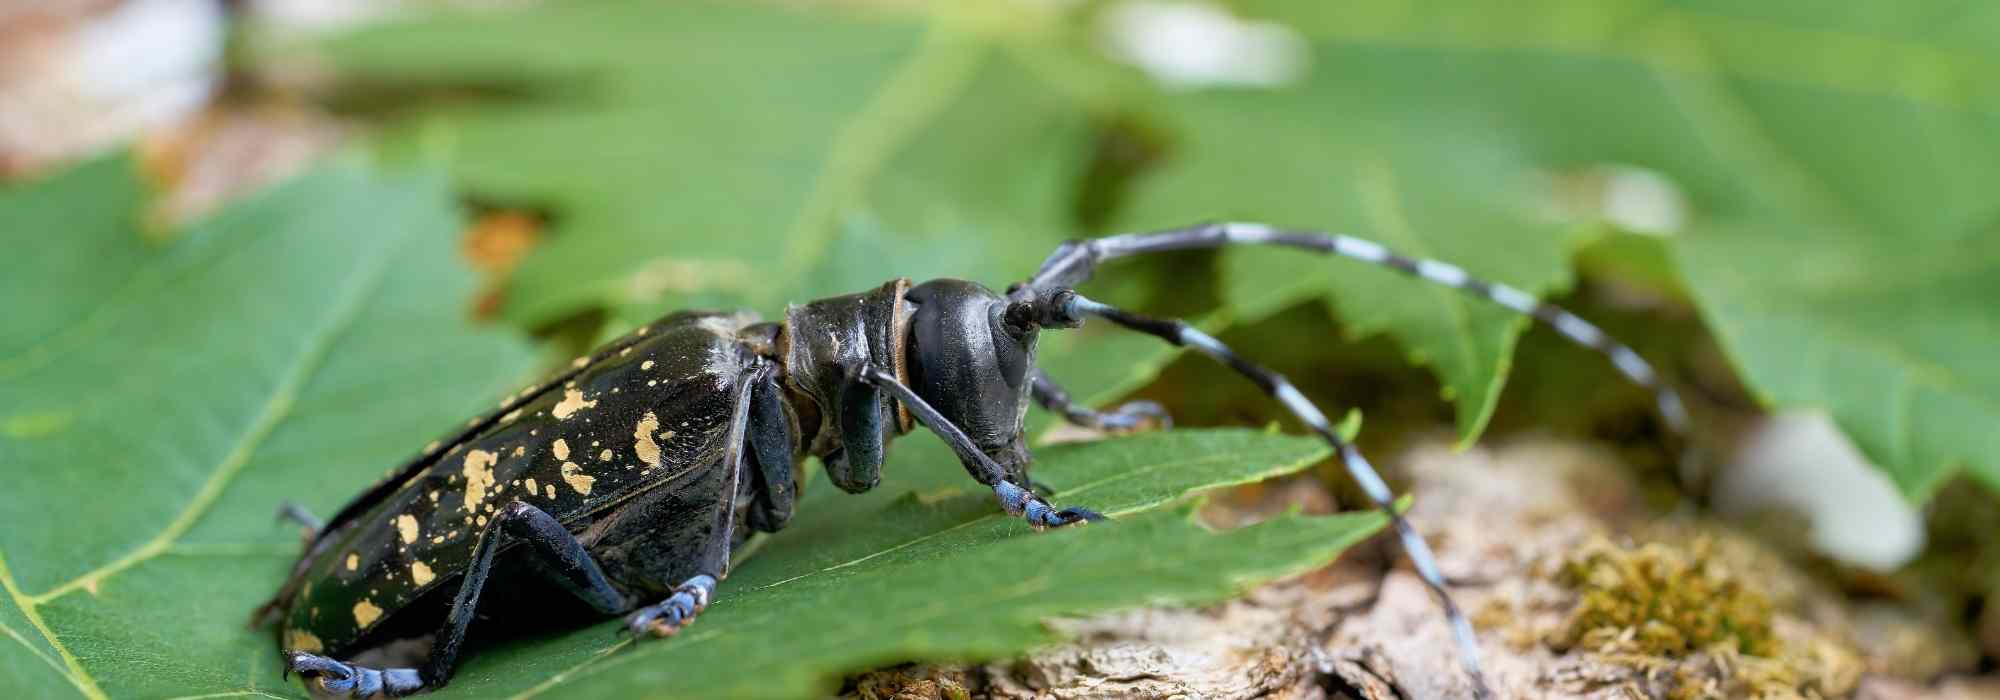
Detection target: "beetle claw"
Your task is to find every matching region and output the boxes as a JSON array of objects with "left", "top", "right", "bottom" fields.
[
  {"left": 1052, "top": 506, "right": 1106, "bottom": 525},
  {"left": 286, "top": 652, "right": 356, "bottom": 694},
  {"left": 623, "top": 575, "right": 716, "bottom": 640},
  {"left": 285, "top": 652, "right": 424, "bottom": 697}
]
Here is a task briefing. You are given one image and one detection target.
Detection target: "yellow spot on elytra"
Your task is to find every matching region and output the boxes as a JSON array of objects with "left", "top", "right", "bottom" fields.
[
  {"left": 477, "top": 515, "right": 488, "bottom": 527},
  {"left": 553, "top": 438, "right": 570, "bottom": 460},
  {"left": 598, "top": 449, "right": 613, "bottom": 462},
  {"left": 432, "top": 535, "right": 445, "bottom": 544},
  {"left": 396, "top": 514, "right": 420, "bottom": 544},
  {"left": 287, "top": 629, "right": 324, "bottom": 653},
  {"left": 552, "top": 389, "right": 596, "bottom": 420},
  {"left": 353, "top": 600, "right": 383, "bottom": 628},
  {"left": 410, "top": 561, "right": 435, "bottom": 586},
  {"left": 345, "top": 553, "right": 358, "bottom": 571},
  {"left": 428, "top": 490, "right": 439, "bottom": 503},
  {"left": 634, "top": 412, "right": 663, "bottom": 468},
  {"left": 641, "top": 360, "right": 655, "bottom": 370},
  {"left": 562, "top": 462, "right": 596, "bottom": 495},
  {"left": 501, "top": 408, "right": 523, "bottom": 423},
  {"left": 620, "top": 347, "right": 632, "bottom": 357},
  {"left": 513, "top": 445, "right": 525, "bottom": 457},
  {"left": 525, "top": 477, "right": 539, "bottom": 495},
  {"left": 461, "top": 449, "right": 499, "bottom": 512},
  {"left": 544, "top": 484, "right": 556, "bottom": 499}
]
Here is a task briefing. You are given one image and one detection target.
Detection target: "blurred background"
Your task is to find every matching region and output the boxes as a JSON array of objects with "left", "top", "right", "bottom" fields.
[{"left": 4, "top": 0, "right": 1999, "bottom": 697}]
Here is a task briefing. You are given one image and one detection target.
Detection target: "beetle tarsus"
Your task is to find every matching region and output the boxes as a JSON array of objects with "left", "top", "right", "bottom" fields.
[
  {"left": 994, "top": 480, "right": 1102, "bottom": 529},
  {"left": 286, "top": 652, "right": 424, "bottom": 697},
  {"left": 626, "top": 574, "right": 717, "bottom": 638}
]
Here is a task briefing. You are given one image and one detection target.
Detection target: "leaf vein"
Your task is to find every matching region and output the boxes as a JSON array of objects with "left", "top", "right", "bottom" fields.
[
  {"left": 0, "top": 552, "right": 106, "bottom": 700},
  {"left": 766, "top": 23, "right": 987, "bottom": 300},
  {"left": 28, "top": 224, "right": 411, "bottom": 604}
]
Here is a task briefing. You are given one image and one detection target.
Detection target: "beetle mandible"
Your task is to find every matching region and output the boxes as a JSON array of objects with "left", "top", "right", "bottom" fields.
[{"left": 254, "top": 222, "right": 1692, "bottom": 699}]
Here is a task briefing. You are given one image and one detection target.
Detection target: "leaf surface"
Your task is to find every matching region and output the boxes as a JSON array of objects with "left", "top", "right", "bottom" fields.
[
  {"left": 0, "top": 156, "right": 539, "bottom": 698},
  {"left": 1679, "top": 223, "right": 2000, "bottom": 498},
  {"left": 311, "top": 0, "right": 1094, "bottom": 329}
]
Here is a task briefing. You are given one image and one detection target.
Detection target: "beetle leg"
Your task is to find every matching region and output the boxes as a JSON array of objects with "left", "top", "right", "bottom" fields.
[
  {"left": 624, "top": 574, "right": 718, "bottom": 637},
  {"left": 623, "top": 363, "right": 764, "bottom": 639},
  {"left": 285, "top": 652, "right": 422, "bottom": 697},
  {"left": 1030, "top": 368, "right": 1171, "bottom": 433},
  {"left": 746, "top": 366, "right": 799, "bottom": 533},
  {"left": 285, "top": 500, "right": 630, "bottom": 696},
  {"left": 855, "top": 365, "right": 1104, "bottom": 529},
  {"left": 1058, "top": 292, "right": 1493, "bottom": 700}
]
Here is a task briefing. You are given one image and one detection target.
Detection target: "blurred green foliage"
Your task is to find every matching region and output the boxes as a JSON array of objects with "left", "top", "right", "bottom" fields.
[{"left": 312, "top": 0, "right": 2000, "bottom": 495}]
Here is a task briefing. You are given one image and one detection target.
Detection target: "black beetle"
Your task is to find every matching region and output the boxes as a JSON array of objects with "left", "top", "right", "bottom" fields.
[{"left": 254, "top": 223, "right": 1691, "bottom": 699}]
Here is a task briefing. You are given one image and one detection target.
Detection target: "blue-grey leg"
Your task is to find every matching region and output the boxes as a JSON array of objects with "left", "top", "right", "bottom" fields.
[
  {"left": 624, "top": 574, "right": 718, "bottom": 637},
  {"left": 286, "top": 500, "right": 630, "bottom": 697},
  {"left": 1030, "top": 368, "right": 1171, "bottom": 433},
  {"left": 856, "top": 365, "right": 1103, "bottom": 529},
  {"left": 625, "top": 364, "right": 763, "bottom": 637},
  {"left": 1058, "top": 292, "right": 1493, "bottom": 700}
]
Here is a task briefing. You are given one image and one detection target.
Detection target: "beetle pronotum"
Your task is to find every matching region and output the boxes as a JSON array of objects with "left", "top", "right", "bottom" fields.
[{"left": 255, "top": 222, "right": 1688, "bottom": 698}]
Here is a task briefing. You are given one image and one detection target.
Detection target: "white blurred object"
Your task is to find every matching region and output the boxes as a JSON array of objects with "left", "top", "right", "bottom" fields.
[
  {"left": 1099, "top": 1, "right": 1307, "bottom": 89},
  {"left": 1718, "top": 412, "right": 1923, "bottom": 571},
  {"left": 0, "top": 0, "right": 224, "bottom": 176},
  {"left": 1547, "top": 164, "right": 1688, "bottom": 236},
  {"left": 1600, "top": 165, "right": 1686, "bottom": 236},
  {"left": 243, "top": 0, "right": 399, "bottom": 32}
]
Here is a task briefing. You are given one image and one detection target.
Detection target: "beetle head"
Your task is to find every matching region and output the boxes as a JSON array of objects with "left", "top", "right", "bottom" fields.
[{"left": 904, "top": 278, "right": 1040, "bottom": 485}]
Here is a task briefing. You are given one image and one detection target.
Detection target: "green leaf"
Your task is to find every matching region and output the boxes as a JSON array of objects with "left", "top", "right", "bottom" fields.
[
  {"left": 1679, "top": 223, "right": 2000, "bottom": 499},
  {"left": 1107, "top": 0, "right": 2000, "bottom": 469},
  {"left": 0, "top": 158, "right": 1381, "bottom": 698},
  {"left": 309, "top": 0, "right": 1096, "bottom": 329},
  {"left": 1112, "top": 89, "right": 1582, "bottom": 444},
  {"left": 0, "top": 155, "right": 540, "bottom": 698}
]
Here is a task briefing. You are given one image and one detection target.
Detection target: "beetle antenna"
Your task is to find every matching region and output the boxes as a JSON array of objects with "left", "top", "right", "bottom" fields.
[
  {"left": 1061, "top": 292, "right": 1494, "bottom": 700},
  {"left": 1023, "top": 222, "right": 1700, "bottom": 489}
]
